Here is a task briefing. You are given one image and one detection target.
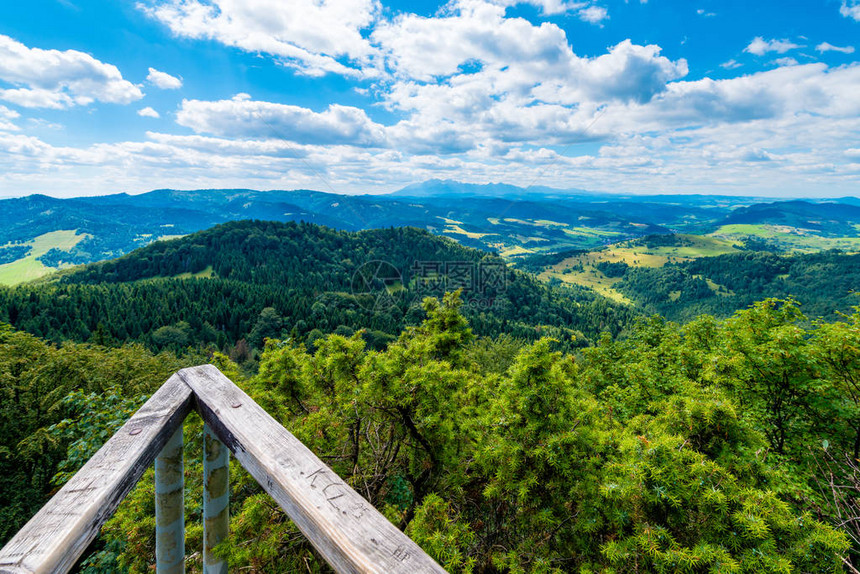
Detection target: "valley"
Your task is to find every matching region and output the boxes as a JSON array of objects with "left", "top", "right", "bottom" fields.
[
  {"left": 3, "top": 181, "right": 860, "bottom": 293},
  {"left": 2, "top": 197, "right": 859, "bottom": 573}
]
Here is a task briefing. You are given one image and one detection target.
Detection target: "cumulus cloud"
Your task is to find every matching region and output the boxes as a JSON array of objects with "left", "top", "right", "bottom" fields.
[
  {"left": 613, "top": 64, "right": 860, "bottom": 129},
  {"left": 146, "top": 67, "right": 182, "bottom": 89},
  {"left": 4, "top": 0, "right": 859, "bottom": 198},
  {"left": 137, "top": 0, "right": 379, "bottom": 77},
  {"left": 495, "top": 0, "right": 586, "bottom": 15},
  {"left": 841, "top": 0, "right": 860, "bottom": 20},
  {"left": 816, "top": 42, "right": 855, "bottom": 54},
  {"left": 721, "top": 59, "right": 742, "bottom": 69},
  {"left": 744, "top": 37, "right": 801, "bottom": 56},
  {"left": 146, "top": 132, "right": 311, "bottom": 157},
  {"left": 573, "top": 40, "right": 688, "bottom": 103},
  {"left": 374, "top": 2, "right": 685, "bottom": 102},
  {"left": 138, "top": 106, "right": 160, "bottom": 118},
  {"left": 372, "top": 1, "right": 572, "bottom": 81},
  {"left": 773, "top": 57, "right": 799, "bottom": 67},
  {"left": 0, "top": 105, "right": 19, "bottom": 131},
  {"left": 577, "top": 5, "right": 608, "bottom": 23},
  {"left": 372, "top": 0, "right": 686, "bottom": 151},
  {"left": 0, "top": 35, "right": 143, "bottom": 109},
  {"left": 176, "top": 94, "right": 387, "bottom": 146}
]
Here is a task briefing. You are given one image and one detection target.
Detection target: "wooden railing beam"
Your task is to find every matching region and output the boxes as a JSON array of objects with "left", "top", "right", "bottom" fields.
[
  {"left": 180, "top": 365, "right": 447, "bottom": 574},
  {"left": 0, "top": 365, "right": 448, "bottom": 574},
  {"left": 0, "top": 374, "right": 193, "bottom": 574}
]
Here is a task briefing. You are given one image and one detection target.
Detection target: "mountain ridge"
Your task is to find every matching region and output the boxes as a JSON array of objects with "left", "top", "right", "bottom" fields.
[{"left": 1, "top": 181, "right": 859, "bottom": 287}]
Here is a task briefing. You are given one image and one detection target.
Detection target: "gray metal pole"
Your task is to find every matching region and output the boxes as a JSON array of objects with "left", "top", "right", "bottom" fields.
[
  {"left": 203, "top": 423, "right": 229, "bottom": 574},
  {"left": 155, "top": 427, "right": 185, "bottom": 574}
]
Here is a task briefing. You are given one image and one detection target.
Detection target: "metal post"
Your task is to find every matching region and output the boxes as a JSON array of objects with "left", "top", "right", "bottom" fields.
[
  {"left": 203, "top": 423, "right": 229, "bottom": 573},
  {"left": 155, "top": 427, "right": 185, "bottom": 574}
]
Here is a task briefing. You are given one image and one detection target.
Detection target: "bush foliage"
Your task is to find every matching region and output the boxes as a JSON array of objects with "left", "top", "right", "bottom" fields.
[{"left": 3, "top": 294, "right": 860, "bottom": 572}]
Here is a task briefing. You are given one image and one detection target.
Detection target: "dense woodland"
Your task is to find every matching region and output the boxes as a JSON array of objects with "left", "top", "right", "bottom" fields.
[
  {"left": 2, "top": 294, "right": 860, "bottom": 572},
  {"left": 0, "top": 221, "right": 633, "bottom": 358},
  {"left": 615, "top": 250, "right": 860, "bottom": 322},
  {"left": 2, "top": 220, "right": 860, "bottom": 572}
]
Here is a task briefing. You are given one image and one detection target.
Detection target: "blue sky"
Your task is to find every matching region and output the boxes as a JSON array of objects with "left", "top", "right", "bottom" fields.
[{"left": 0, "top": 0, "right": 858, "bottom": 198}]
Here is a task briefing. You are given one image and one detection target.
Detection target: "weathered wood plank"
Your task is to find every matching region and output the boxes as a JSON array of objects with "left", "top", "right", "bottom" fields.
[
  {"left": 179, "top": 365, "right": 448, "bottom": 574},
  {"left": 0, "top": 374, "right": 194, "bottom": 574}
]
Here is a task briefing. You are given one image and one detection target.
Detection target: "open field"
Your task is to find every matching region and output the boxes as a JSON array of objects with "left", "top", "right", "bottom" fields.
[
  {"left": 542, "top": 266, "right": 634, "bottom": 304},
  {"left": 537, "top": 234, "right": 741, "bottom": 302},
  {"left": 499, "top": 245, "right": 535, "bottom": 257},
  {"left": 550, "top": 234, "right": 740, "bottom": 269},
  {"left": 0, "top": 230, "right": 88, "bottom": 286},
  {"left": 709, "top": 224, "right": 860, "bottom": 252},
  {"left": 0, "top": 231, "right": 188, "bottom": 287},
  {"left": 563, "top": 226, "right": 624, "bottom": 238},
  {"left": 174, "top": 265, "right": 216, "bottom": 280},
  {"left": 443, "top": 224, "right": 497, "bottom": 239}
]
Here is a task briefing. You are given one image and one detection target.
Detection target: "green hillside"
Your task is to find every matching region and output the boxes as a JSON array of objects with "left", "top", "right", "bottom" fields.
[
  {"left": 710, "top": 223, "right": 860, "bottom": 252},
  {"left": 0, "top": 188, "right": 859, "bottom": 286},
  {"left": 532, "top": 234, "right": 743, "bottom": 303},
  {"left": 612, "top": 250, "right": 860, "bottom": 321},
  {"left": 3, "top": 219, "right": 860, "bottom": 572},
  {"left": 0, "top": 220, "right": 635, "bottom": 355},
  {"left": 0, "top": 230, "right": 88, "bottom": 286},
  {"left": 524, "top": 233, "right": 860, "bottom": 322}
]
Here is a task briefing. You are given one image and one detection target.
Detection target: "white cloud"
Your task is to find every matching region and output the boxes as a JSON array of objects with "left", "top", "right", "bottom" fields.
[
  {"left": 146, "top": 67, "right": 182, "bottom": 89},
  {"left": 0, "top": 35, "right": 143, "bottom": 109},
  {"left": 146, "top": 132, "right": 310, "bottom": 157},
  {"left": 372, "top": 2, "right": 572, "bottom": 81},
  {"left": 574, "top": 40, "right": 688, "bottom": 103},
  {"left": 816, "top": 42, "right": 856, "bottom": 54},
  {"left": 841, "top": 0, "right": 860, "bottom": 21},
  {"left": 176, "top": 94, "right": 387, "bottom": 146},
  {"left": 720, "top": 59, "right": 742, "bottom": 69},
  {"left": 610, "top": 64, "right": 860, "bottom": 130},
  {"left": 374, "top": 29, "right": 686, "bottom": 151},
  {"left": 508, "top": 0, "right": 611, "bottom": 20},
  {"left": 3, "top": 1, "right": 860, "bottom": 198},
  {"left": 773, "top": 57, "right": 799, "bottom": 67},
  {"left": 696, "top": 8, "right": 715, "bottom": 17},
  {"left": 744, "top": 37, "right": 801, "bottom": 56},
  {"left": 0, "top": 105, "right": 19, "bottom": 131},
  {"left": 138, "top": 0, "right": 379, "bottom": 77},
  {"left": 577, "top": 5, "right": 608, "bottom": 23},
  {"left": 138, "top": 106, "right": 160, "bottom": 118},
  {"left": 498, "top": 0, "right": 586, "bottom": 15},
  {"left": 0, "top": 87, "right": 74, "bottom": 109},
  {"left": 373, "top": 2, "right": 684, "bottom": 102}
]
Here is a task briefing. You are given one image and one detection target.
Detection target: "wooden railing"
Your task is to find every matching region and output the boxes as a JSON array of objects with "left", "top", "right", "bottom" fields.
[{"left": 0, "top": 365, "right": 447, "bottom": 574}]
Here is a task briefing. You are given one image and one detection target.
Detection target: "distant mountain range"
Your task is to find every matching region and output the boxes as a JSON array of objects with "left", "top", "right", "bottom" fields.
[{"left": 0, "top": 180, "right": 858, "bottom": 285}]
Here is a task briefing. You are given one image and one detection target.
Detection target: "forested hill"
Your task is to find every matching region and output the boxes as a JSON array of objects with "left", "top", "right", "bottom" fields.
[
  {"left": 66, "top": 219, "right": 478, "bottom": 285},
  {"left": 614, "top": 250, "right": 860, "bottom": 321},
  {"left": 0, "top": 220, "right": 634, "bottom": 353}
]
